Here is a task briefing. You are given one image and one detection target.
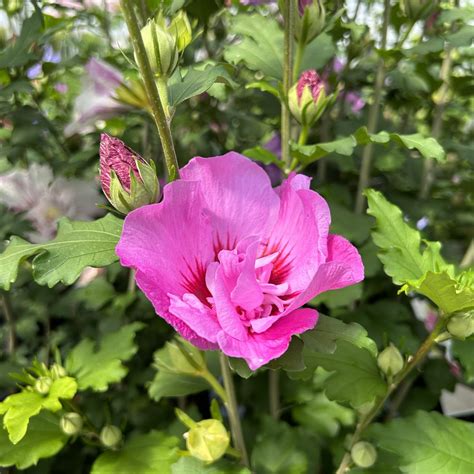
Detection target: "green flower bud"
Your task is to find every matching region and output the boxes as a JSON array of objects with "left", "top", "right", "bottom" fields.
[
  {"left": 295, "top": 0, "right": 326, "bottom": 45},
  {"left": 100, "top": 425, "right": 122, "bottom": 448},
  {"left": 50, "top": 363, "right": 67, "bottom": 380},
  {"left": 169, "top": 11, "right": 192, "bottom": 52},
  {"left": 377, "top": 343, "right": 404, "bottom": 377},
  {"left": 351, "top": 441, "right": 377, "bottom": 468},
  {"left": 34, "top": 376, "right": 52, "bottom": 395},
  {"left": 447, "top": 312, "right": 474, "bottom": 340},
  {"left": 186, "top": 419, "right": 230, "bottom": 463},
  {"left": 400, "top": 0, "right": 438, "bottom": 21},
  {"left": 60, "top": 412, "right": 83, "bottom": 436}
]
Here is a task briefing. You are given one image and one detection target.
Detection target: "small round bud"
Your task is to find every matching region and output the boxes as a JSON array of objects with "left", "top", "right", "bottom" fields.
[
  {"left": 351, "top": 441, "right": 377, "bottom": 468},
  {"left": 377, "top": 343, "right": 404, "bottom": 377},
  {"left": 447, "top": 312, "right": 474, "bottom": 340},
  {"left": 186, "top": 419, "right": 230, "bottom": 463},
  {"left": 100, "top": 425, "right": 122, "bottom": 448},
  {"left": 60, "top": 412, "right": 83, "bottom": 436},
  {"left": 34, "top": 376, "right": 52, "bottom": 395},
  {"left": 50, "top": 363, "right": 67, "bottom": 380}
]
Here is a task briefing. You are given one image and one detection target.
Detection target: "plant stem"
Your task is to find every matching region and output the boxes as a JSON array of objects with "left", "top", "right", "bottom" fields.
[
  {"left": 293, "top": 39, "right": 305, "bottom": 83},
  {"left": 120, "top": 0, "right": 180, "bottom": 181},
  {"left": 202, "top": 369, "right": 228, "bottom": 404},
  {"left": 334, "top": 318, "right": 446, "bottom": 474},
  {"left": 460, "top": 239, "right": 474, "bottom": 268},
  {"left": 281, "top": 0, "right": 295, "bottom": 169},
  {"left": 354, "top": 0, "right": 390, "bottom": 214},
  {"left": 1, "top": 293, "right": 16, "bottom": 355},
  {"left": 298, "top": 124, "right": 309, "bottom": 146},
  {"left": 219, "top": 353, "right": 250, "bottom": 468},
  {"left": 127, "top": 269, "right": 136, "bottom": 294},
  {"left": 269, "top": 370, "right": 280, "bottom": 420},
  {"left": 419, "top": 47, "right": 453, "bottom": 199},
  {"left": 396, "top": 21, "right": 415, "bottom": 48}
]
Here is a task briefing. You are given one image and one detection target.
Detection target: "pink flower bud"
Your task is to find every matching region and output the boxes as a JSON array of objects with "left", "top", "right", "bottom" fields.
[
  {"left": 298, "top": 0, "right": 312, "bottom": 15},
  {"left": 296, "top": 69, "right": 325, "bottom": 105},
  {"left": 99, "top": 133, "right": 144, "bottom": 197}
]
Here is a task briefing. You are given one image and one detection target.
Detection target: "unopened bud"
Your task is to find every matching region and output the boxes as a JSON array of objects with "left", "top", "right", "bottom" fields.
[
  {"left": 295, "top": 0, "right": 326, "bottom": 44},
  {"left": 186, "top": 419, "right": 230, "bottom": 463},
  {"left": 50, "top": 363, "right": 67, "bottom": 380},
  {"left": 351, "top": 441, "right": 377, "bottom": 468},
  {"left": 34, "top": 376, "right": 52, "bottom": 395},
  {"left": 377, "top": 344, "right": 404, "bottom": 377},
  {"left": 400, "top": 0, "right": 438, "bottom": 21},
  {"left": 60, "top": 412, "right": 83, "bottom": 436},
  {"left": 447, "top": 312, "right": 474, "bottom": 340},
  {"left": 169, "top": 11, "right": 192, "bottom": 52},
  {"left": 100, "top": 425, "right": 122, "bottom": 448},
  {"left": 99, "top": 133, "right": 160, "bottom": 214},
  {"left": 288, "top": 70, "right": 331, "bottom": 126}
]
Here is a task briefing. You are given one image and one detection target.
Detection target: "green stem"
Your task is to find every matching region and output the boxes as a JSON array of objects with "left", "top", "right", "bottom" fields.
[
  {"left": 396, "top": 21, "right": 415, "bottom": 48},
  {"left": 354, "top": 0, "right": 390, "bottom": 214},
  {"left": 298, "top": 124, "right": 309, "bottom": 146},
  {"left": 334, "top": 318, "right": 446, "bottom": 474},
  {"left": 156, "top": 77, "right": 170, "bottom": 120},
  {"left": 269, "top": 370, "right": 280, "bottom": 420},
  {"left": 120, "top": 0, "right": 180, "bottom": 181},
  {"left": 281, "top": 0, "right": 295, "bottom": 168},
  {"left": 293, "top": 39, "right": 305, "bottom": 83},
  {"left": 202, "top": 369, "right": 228, "bottom": 404},
  {"left": 127, "top": 269, "right": 136, "bottom": 294},
  {"left": 219, "top": 353, "right": 250, "bottom": 468}
]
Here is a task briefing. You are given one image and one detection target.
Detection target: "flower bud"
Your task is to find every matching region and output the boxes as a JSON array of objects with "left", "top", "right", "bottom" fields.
[
  {"left": 288, "top": 70, "right": 330, "bottom": 126},
  {"left": 377, "top": 343, "right": 404, "bottom": 377},
  {"left": 100, "top": 425, "right": 122, "bottom": 448},
  {"left": 295, "top": 0, "right": 326, "bottom": 44},
  {"left": 447, "top": 311, "right": 474, "bottom": 340},
  {"left": 60, "top": 412, "right": 83, "bottom": 436},
  {"left": 50, "top": 363, "right": 67, "bottom": 380},
  {"left": 351, "top": 441, "right": 377, "bottom": 468},
  {"left": 99, "top": 133, "right": 160, "bottom": 214},
  {"left": 169, "top": 11, "right": 192, "bottom": 52},
  {"left": 186, "top": 419, "right": 230, "bottom": 463},
  {"left": 34, "top": 376, "right": 52, "bottom": 395},
  {"left": 400, "top": 0, "right": 438, "bottom": 21}
]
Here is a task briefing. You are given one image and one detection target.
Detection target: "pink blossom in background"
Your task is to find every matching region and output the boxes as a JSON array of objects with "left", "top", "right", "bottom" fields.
[
  {"left": 345, "top": 91, "right": 365, "bottom": 114},
  {"left": 116, "top": 153, "right": 364, "bottom": 370},
  {"left": 54, "top": 83, "right": 68, "bottom": 94},
  {"left": 65, "top": 58, "right": 128, "bottom": 137},
  {"left": 0, "top": 164, "right": 102, "bottom": 242}
]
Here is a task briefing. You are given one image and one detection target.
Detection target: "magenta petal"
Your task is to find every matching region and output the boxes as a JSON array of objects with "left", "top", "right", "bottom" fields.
[
  {"left": 263, "top": 308, "right": 318, "bottom": 340},
  {"left": 180, "top": 153, "right": 280, "bottom": 248}
]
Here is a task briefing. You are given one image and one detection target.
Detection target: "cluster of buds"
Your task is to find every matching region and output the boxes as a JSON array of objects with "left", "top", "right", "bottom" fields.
[
  {"left": 288, "top": 69, "right": 336, "bottom": 127},
  {"left": 295, "top": 0, "right": 326, "bottom": 45},
  {"left": 400, "top": 0, "right": 438, "bottom": 21},
  {"left": 99, "top": 134, "right": 160, "bottom": 215},
  {"left": 140, "top": 10, "right": 192, "bottom": 78}
]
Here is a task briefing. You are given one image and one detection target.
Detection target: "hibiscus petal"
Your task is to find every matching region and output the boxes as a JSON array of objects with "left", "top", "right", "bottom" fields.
[{"left": 180, "top": 152, "right": 280, "bottom": 250}]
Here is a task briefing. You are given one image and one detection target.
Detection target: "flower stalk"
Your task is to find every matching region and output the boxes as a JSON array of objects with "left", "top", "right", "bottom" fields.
[
  {"left": 335, "top": 317, "right": 446, "bottom": 474},
  {"left": 120, "top": 0, "right": 180, "bottom": 181},
  {"left": 354, "top": 0, "right": 390, "bottom": 214},
  {"left": 219, "top": 353, "right": 250, "bottom": 468}
]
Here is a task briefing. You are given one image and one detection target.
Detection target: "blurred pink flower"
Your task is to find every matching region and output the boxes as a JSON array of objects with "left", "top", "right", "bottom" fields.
[
  {"left": 116, "top": 153, "right": 364, "bottom": 370},
  {"left": 0, "top": 164, "right": 102, "bottom": 242},
  {"left": 65, "top": 58, "right": 127, "bottom": 137},
  {"left": 345, "top": 91, "right": 365, "bottom": 114}
]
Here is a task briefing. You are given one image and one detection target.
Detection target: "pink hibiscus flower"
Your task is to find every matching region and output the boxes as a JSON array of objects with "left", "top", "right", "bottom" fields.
[{"left": 116, "top": 153, "right": 363, "bottom": 370}]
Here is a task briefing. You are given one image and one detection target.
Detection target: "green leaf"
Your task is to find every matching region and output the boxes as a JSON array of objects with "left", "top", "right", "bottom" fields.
[
  {"left": 0, "top": 214, "right": 123, "bottom": 290},
  {"left": 267, "top": 337, "right": 305, "bottom": 372},
  {"left": 243, "top": 146, "right": 284, "bottom": 169},
  {"left": 369, "top": 411, "right": 474, "bottom": 473},
  {"left": 0, "top": 377, "right": 77, "bottom": 444},
  {"left": 169, "top": 64, "right": 236, "bottom": 107},
  {"left": 65, "top": 323, "right": 144, "bottom": 392},
  {"left": 402, "top": 271, "right": 474, "bottom": 315},
  {"left": 300, "top": 33, "right": 336, "bottom": 72},
  {"left": 310, "top": 283, "right": 363, "bottom": 310},
  {"left": 148, "top": 372, "right": 210, "bottom": 401},
  {"left": 309, "top": 341, "right": 386, "bottom": 408},
  {"left": 365, "top": 189, "right": 452, "bottom": 285},
  {"left": 0, "top": 412, "right": 67, "bottom": 469},
  {"left": 330, "top": 203, "right": 373, "bottom": 244},
  {"left": 228, "top": 357, "right": 254, "bottom": 379},
  {"left": 224, "top": 14, "right": 283, "bottom": 79},
  {"left": 91, "top": 431, "right": 179, "bottom": 474},
  {"left": 451, "top": 339, "right": 474, "bottom": 383},
  {"left": 290, "top": 137, "right": 357, "bottom": 166},
  {"left": 246, "top": 81, "right": 281, "bottom": 99},
  {"left": 171, "top": 457, "right": 251, "bottom": 473}
]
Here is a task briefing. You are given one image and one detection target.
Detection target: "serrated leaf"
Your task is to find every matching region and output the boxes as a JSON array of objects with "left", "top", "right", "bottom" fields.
[
  {"left": 169, "top": 64, "right": 236, "bottom": 107},
  {"left": 243, "top": 147, "right": 284, "bottom": 169},
  {"left": 91, "top": 431, "right": 179, "bottom": 474},
  {"left": 0, "top": 377, "right": 77, "bottom": 444},
  {"left": 172, "top": 456, "right": 251, "bottom": 473},
  {"left": 369, "top": 411, "right": 474, "bottom": 473},
  {"left": 0, "top": 214, "right": 123, "bottom": 290},
  {"left": 365, "top": 189, "right": 452, "bottom": 285},
  {"left": 65, "top": 323, "right": 144, "bottom": 392},
  {"left": 402, "top": 271, "right": 474, "bottom": 315},
  {"left": 290, "top": 136, "right": 357, "bottom": 166},
  {"left": 224, "top": 14, "right": 283, "bottom": 79},
  {"left": 309, "top": 341, "right": 386, "bottom": 408},
  {"left": 0, "top": 412, "right": 67, "bottom": 469}
]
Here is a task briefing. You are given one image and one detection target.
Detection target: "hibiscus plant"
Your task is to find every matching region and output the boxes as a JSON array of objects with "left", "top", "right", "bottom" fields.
[{"left": 0, "top": 0, "right": 473, "bottom": 473}]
